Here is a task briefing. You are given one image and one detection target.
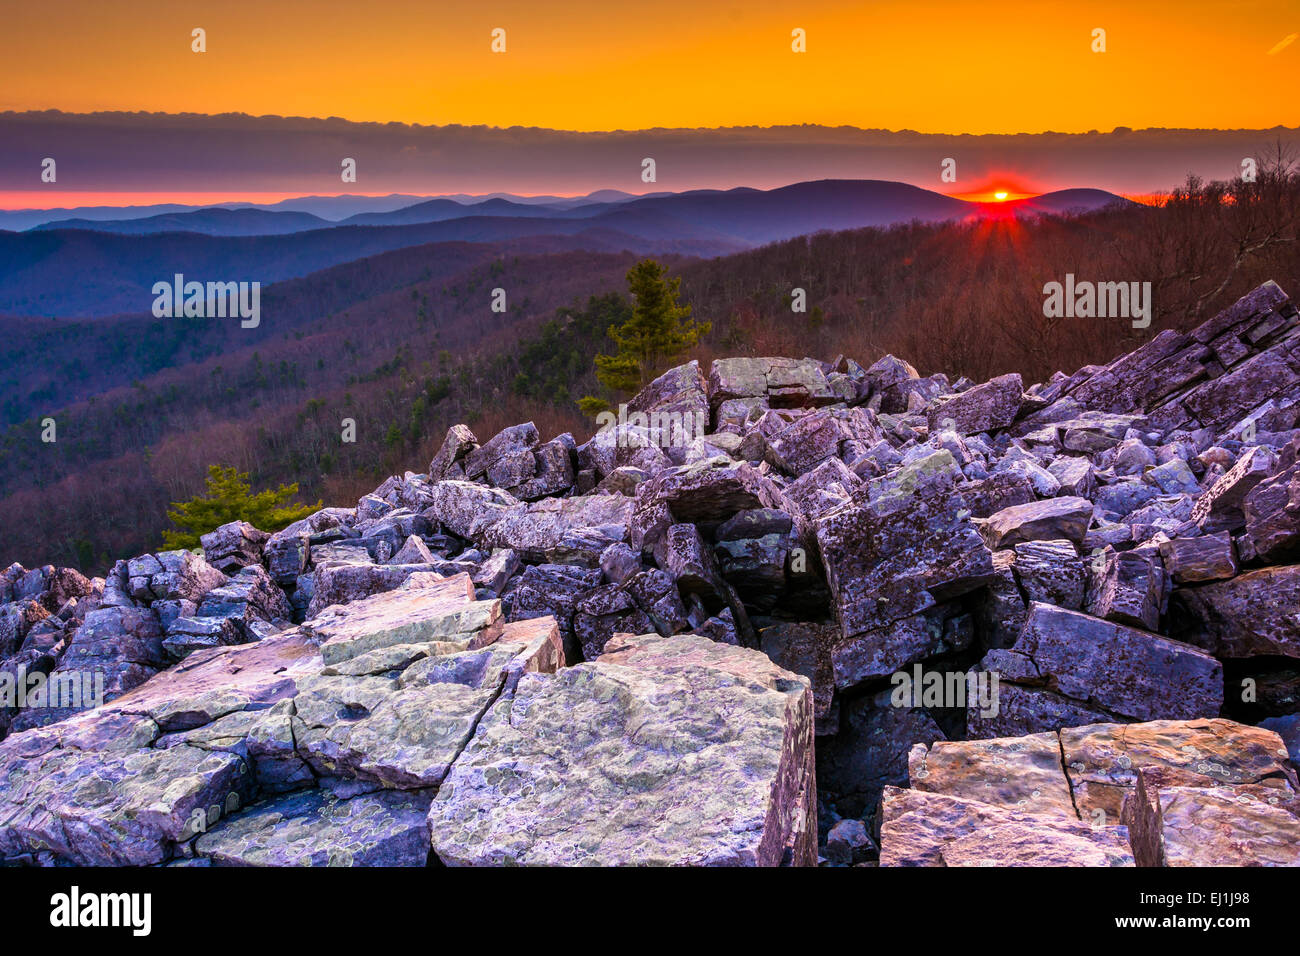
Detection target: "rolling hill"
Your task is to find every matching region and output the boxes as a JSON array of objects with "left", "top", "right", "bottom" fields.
[
  {"left": 0, "top": 217, "right": 741, "bottom": 317},
  {"left": 31, "top": 207, "right": 335, "bottom": 236}
]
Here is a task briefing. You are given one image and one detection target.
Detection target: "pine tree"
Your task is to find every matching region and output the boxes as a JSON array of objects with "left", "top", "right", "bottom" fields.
[
  {"left": 592, "top": 260, "right": 709, "bottom": 395},
  {"left": 162, "top": 465, "right": 320, "bottom": 550}
]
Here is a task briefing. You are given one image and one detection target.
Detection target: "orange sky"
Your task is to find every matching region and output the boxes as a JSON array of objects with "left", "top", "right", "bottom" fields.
[{"left": 3, "top": 0, "right": 1298, "bottom": 133}]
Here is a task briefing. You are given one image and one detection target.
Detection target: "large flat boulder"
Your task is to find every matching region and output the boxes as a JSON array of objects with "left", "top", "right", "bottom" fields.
[
  {"left": 301, "top": 573, "right": 498, "bottom": 665},
  {"left": 104, "top": 629, "right": 320, "bottom": 732},
  {"left": 908, "top": 732, "right": 1077, "bottom": 818},
  {"left": 291, "top": 640, "right": 526, "bottom": 790},
  {"left": 306, "top": 561, "right": 449, "bottom": 621},
  {"left": 708, "top": 357, "right": 836, "bottom": 410},
  {"left": 427, "top": 633, "right": 816, "bottom": 866}
]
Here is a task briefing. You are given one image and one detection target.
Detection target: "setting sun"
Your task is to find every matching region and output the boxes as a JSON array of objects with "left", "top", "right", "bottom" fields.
[{"left": 994, "top": 191, "right": 1009, "bottom": 201}]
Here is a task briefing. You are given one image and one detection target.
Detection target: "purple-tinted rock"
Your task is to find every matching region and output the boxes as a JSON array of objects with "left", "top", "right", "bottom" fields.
[
  {"left": 424, "top": 481, "right": 523, "bottom": 541},
  {"left": 1084, "top": 545, "right": 1169, "bottom": 632},
  {"left": 1242, "top": 457, "right": 1300, "bottom": 562},
  {"left": 1175, "top": 564, "right": 1300, "bottom": 658},
  {"left": 816, "top": 466, "right": 995, "bottom": 643},
  {"left": 927, "top": 373, "right": 1023, "bottom": 436},
  {"left": 510, "top": 434, "right": 576, "bottom": 501},
  {"left": 708, "top": 356, "right": 836, "bottom": 411},
  {"left": 638, "top": 459, "right": 785, "bottom": 524},
  {"left": 429, "top": 632, "right": 818, "bottom": 866},
  {"left": 573, "top": 585, "right": 653, "bottom": 660},
  {"left": 1158, "top": 532, "right": 1238, "bottom": 584},
  {"left": 428, "top": 424, "right": 480, "bottom": 481},
  {"left": 1013, "top": 539, "right": 1088, "bottom": 610},
  {"left": 463, "top": 423, "right": 539, "bottom": 482},
  {"left": 1191, "top": 445, "right": 1278, "bottom": 532},
  {"left": 1047, "top": 456, "right": 1096, "bottom": 498},
  {"left": 985, "top": 603, "right": 1222, "bottom": 726},
  {"left": 959, "top": 472, "right": 1037, "bottom": 519},
  {"left": 878, "top": 787, "right": 1133, "bottom": 867},
  {"left": 759, "top": 620, "right": 836, "bottom": 729},
  {"left": 196, "top": 788, "right": 433, "bottom": 867},
  {"left": 1122, "top": 766, "right": 1300, "bottom": 867},
  {"left": 201, "top": 521, "right": 270, "bottom": 574}
]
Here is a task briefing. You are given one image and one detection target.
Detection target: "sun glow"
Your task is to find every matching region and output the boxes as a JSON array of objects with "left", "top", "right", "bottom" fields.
[{"left": 949, "top": 177, "right": 1036, "bottom": 204}]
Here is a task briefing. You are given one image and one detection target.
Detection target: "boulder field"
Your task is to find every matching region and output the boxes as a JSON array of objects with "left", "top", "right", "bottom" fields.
[{"left": 3, "top": 280, "right": 1300, "bottom": 866}]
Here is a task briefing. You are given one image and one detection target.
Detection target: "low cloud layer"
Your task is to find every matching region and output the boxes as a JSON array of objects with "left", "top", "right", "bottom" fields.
[{"left": 2, "top": 111, "right": 1297, "bottom": 203}]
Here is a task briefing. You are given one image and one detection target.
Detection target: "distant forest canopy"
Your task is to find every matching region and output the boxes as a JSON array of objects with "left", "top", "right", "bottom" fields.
[{"left": 3, "top": 159, "right": 1299, "bottom": 574}]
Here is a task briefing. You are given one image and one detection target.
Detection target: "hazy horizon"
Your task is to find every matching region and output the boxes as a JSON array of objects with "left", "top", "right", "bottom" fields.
[{"left": 4, "top": 111, "right": 1297, "bottom": 212}]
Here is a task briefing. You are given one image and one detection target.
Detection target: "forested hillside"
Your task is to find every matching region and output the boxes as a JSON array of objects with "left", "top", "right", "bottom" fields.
[{"left": 4, "top": 168, "right": 1297, "bottom": 573}]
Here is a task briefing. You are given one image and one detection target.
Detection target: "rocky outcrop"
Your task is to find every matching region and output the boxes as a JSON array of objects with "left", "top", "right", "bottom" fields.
[
  {"left": 814, "top": 453, "right": 995, "bottom": 687},
  {"left": 0, "top": 577, "right": 814, "bottom": 866},
  {"left": 1173, "top": 565, "right": 1300, "bottom": 658},
  {"left": 201, "top": 521, "right": 270, "bottom": 574},
  {"left": 4, "top": 280, "right": 1300, "bottom": 867}
]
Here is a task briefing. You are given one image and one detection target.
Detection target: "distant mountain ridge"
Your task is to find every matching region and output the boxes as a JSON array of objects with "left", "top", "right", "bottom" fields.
[
  {"left": 32, "top": 207, "right": 335, "bottom": 236},
  {"left": 0, "top": 180, "right": 1130, "bottom": 317},
  {"left": 4, "top": 181, "right": 1127, "bottom": 235},
  {"left": 0, "top": 188, "right": 649, "bottom": 232}
]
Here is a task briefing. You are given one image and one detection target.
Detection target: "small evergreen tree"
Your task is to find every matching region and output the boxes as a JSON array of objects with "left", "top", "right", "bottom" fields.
[
  {"left": 162, "top": 465, "right": 320, "bottom": 550},
  {"left": 591, "top": 260, "right": 709, "bottom": 396}
]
